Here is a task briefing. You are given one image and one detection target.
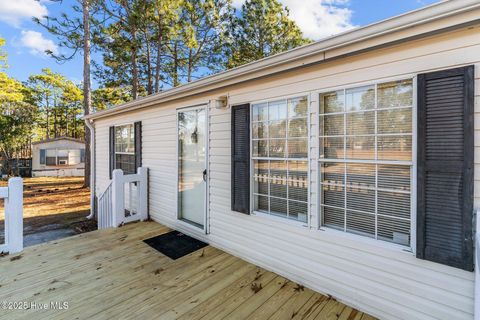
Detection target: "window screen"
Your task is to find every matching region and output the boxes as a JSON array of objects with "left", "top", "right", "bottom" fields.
[
  {"left": 115, "top": 124, "right": 136, "bottom": 174},
  {"left": 43, "top": 149, "right": 83, "bottom": 166},
  {"left": 252, "top": 97, "right": 309, "bottom": 223},
  {"left": 68, "top": 149, "right": 81, "bottom": 165},
  {"left": 57, "top": 149, "right": 69, "bottom": 165},
  {"left": 319, "top": 79, "right": 413, "bottom": 246},
  {"left": 46, "top": 149, "right": 57, "bottom": 165}
]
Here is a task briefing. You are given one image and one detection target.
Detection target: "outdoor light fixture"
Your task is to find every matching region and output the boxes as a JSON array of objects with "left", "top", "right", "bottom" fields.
[{"left": 213, "top": 96, "right": 229, "bottom": 109}]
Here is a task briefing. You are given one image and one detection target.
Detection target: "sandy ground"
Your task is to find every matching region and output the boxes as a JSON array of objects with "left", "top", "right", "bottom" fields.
[{"left": 0, "top": 177, "right": 97, "bottom": 246}]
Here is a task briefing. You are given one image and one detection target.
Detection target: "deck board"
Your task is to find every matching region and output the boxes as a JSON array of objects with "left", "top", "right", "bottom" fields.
[{"left": 0, "top": 221, "right": 373, "bottom": 319}]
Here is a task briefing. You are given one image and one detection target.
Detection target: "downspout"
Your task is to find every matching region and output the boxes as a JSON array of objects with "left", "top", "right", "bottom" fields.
[{"left": 85, "top": 119, "right": 96, "bottom": 219}]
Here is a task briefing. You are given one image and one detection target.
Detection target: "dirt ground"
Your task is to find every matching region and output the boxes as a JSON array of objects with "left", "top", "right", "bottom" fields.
[{"left": 0, "top": 177, "right": 97, "bottom": 244}]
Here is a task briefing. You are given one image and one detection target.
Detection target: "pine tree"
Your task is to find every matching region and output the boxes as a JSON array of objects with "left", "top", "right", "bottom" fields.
[
  {"left": 0, "top": 38, "right": 36, "bottom": 174},
  {"left": 35, "top": 0, "right": 97, "bottom": 186},
  {"left": 225, "top": 0, "right": 311, "bottom": 69},
  {"left": 181, "top": 0, "right": 234, "bottom": 82}
]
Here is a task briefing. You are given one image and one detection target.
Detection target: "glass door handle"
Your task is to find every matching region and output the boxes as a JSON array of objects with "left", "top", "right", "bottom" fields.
[{"left": 203, "top": 169, "right": 207, "bottom": 182}]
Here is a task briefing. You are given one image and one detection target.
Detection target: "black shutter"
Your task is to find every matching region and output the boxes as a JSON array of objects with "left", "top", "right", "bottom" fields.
[
  {"left": 39, "top": 149, "right": 46, "bottom": 165},
  {"left": 134, "top": 121, "right": 142, "bottom": 172},
  {"left": 109, "top": 126, "right": 115, "bottom": 179},
  {"left": 80, "top": 148, "right": 85, "bottom": 163},
  {"left": 417, "top": 65, "right": 474, "bottom": 271},
  {"left": 231, "top": 104, "right": 250, "bottom": 214}
]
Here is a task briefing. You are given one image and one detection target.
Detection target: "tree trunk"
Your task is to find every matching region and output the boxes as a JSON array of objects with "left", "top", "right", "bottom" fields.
[
  {"left": 131, "top": 27, "right": 139, "bottom": 99},
  {"left": 173, "top": 41, "right": 179, "bottom": 87},
  {"left": 45, "top": 94, "right": 50, "bottom": 139},
  {"left": 65, "top": 108, "right": 69, "bottom": 137},
  {"left": 83, "top": 0, "right": 92, "bottom": 188},
  {"left": 53, "top": 94, "right": 58, "bottom": 137},
  {"left": 145, "top": 31, "right": 153, "bottom": 95},
  {"left": 187, "top": 48, "right": 193, "bottom": 83},
  {"left": 54, "top": 109, "right": 57, "bottom": 137},
  {"left": 154, "top": 13, "right": 163, "bottom": 93}
]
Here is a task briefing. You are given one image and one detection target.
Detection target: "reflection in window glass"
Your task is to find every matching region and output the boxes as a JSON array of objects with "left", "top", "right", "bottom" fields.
[
  {"left": 288, "top": 139, "right": 308, "bottom": 158},
  {"left": 253, "top": 140, "right": 268, "bottom": 157},
  {"left": 269, "top": 120, "right": 286, "bottom": 138},
  {"left": 288, "top": 97, "right": 308, "bottom": 117},
  {"left": 346, "top": 111, "right": 375, "bottom": 135},
  {"left": 377, "top": 108, "right": 412, "bottom": 134},
  {"left": 377, "top": 80, "right": 413, "bottom": 108},
  {"left": 319, "top": 79, "right": 413, "bottom": 246},
  {"left": 252, "top": 122, "right": 268, "bottom": 139},
  {"left": 252, "top": 103, "right": 268, "bottom": 121},
  {"left": 288, "top": 118, "right": 308, "bottom": 137},
  {"left": 320, "top": 90, "right": 344, "bottom": 113},
  {"left": 269, "top": 139, "right": 286, "bottom": 158},
  {"left": 377, "top": 135, "right": 412, "bottom": 161},
  {"left": 268, "top": 100, "right": 287, "bottom": 120},
  {"left": 320, "top": 137, "right": 344, "bottom": 159},
  {"left": 346, "top": 85, "right": 375, "bottom": 111},
  {"left": 345, "top": 136, "right": 375, "bottom": 160},
  {"left": 115, "top": 124, "right": 136, "bottom": 174},
  {"left": 252, "top": 96, "right": 308, "bottom": 223},
  {"left": 321, "top": 114, "right": 344, "bottom": 136}
]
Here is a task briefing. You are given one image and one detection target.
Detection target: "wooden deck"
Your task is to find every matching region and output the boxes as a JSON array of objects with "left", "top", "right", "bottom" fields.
[{"left": 0, "top": 222, "right": 374, "bottom": 319}]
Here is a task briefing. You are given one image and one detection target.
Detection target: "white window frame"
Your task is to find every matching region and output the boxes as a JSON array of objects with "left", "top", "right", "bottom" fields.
[
  {"left": 175, "top": 104, "right": 210, "bottom": 234},
  {"left": 249, "top": 93, "right": 311, "bottom": 227},
  {"left": 315, "top": 75, "right": 417, "bottom": 253},
  {"left": 114, "top": 123, "right": 135, "bottom": 155},
  {"left": 44, "top": 148, "right": 82, "bottom": 166},
  {"left": 114, "top": 123, "right": 136, "bottom": 173}
]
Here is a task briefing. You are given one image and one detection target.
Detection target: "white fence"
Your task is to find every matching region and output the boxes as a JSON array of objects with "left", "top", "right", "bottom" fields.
[
  {"left": 0, "top": 178, "right": 23, "bottom": 254},
  {"left": 97, "top": 167, "right": 148, "bottom": 229}
]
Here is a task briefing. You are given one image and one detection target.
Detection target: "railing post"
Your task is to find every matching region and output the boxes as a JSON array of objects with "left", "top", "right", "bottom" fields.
[
  {"left": 5, "top": 178, "right": 23, "bottom": 253},
  {"left": 138, "top": 167, "right": 148, "bottom": 221},
  {"left": 111, "top": 169, "right": 124, "bottom": 227}
]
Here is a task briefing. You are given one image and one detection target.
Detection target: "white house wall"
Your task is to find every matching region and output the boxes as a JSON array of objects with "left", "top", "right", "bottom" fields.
[
  {"left": 32, "top": 140, "right": 85, "bottom": 177},
  {"left": 93, "top": 25, "right": 480, "bottom": 320}
]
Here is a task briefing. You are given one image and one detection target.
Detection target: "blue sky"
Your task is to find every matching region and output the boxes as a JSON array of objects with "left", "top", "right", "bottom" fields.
[{"left": 0, "top": 0, "right": 440, "bottom": 88}]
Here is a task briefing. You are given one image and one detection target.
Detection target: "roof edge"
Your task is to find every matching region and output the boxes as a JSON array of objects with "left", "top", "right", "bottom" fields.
[
  {"left": 85, "top": 0, "right": 480, "bottom": 121},
  {"left": 32, "top": 137, "right": 85, "bottom": 145}
]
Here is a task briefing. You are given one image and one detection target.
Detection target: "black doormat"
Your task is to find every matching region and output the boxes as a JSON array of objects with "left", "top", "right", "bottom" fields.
[{"left": 143, "top": 231, "right": 208, "bottom": 260}]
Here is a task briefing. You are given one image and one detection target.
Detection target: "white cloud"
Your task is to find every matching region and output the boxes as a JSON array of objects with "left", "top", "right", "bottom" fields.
[
  {"left": 0, "top": 0, "right": 48, "bottom": 27},
  {"left": 20, "top": 30, "right": 58, "bottom": 56},
  {"left": 231, "top": 0, "right": 246, "bottom": 8},
  {"left": 232, "top": 0, "right": 355, "bottom": 40}
]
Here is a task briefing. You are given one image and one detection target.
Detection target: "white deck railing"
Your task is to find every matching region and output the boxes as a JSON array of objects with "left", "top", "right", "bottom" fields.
[
  {"left": 97, "top": 180, "right": 113, "bottom": 229},
  {"left": 0, "top": 177, "right": 23, "bottom": 254},
  {"left": 97, "top": 167, "right": 148, "bottom": 229}
]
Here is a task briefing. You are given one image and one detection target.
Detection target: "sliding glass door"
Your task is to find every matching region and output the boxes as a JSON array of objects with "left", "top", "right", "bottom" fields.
[{"left": 177, "top": 107, "right": 207, "bottom": 228}]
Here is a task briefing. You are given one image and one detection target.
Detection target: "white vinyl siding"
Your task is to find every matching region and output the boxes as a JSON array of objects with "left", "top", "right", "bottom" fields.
[
  {"left": 319, "top": 79, "right": 414, "bottom": 247},
  {"left": 92, "top": 25, "right": 479, "bottom": 320},
  {"left": 32, "top": 139, "right": 85, "bottom": 177}
]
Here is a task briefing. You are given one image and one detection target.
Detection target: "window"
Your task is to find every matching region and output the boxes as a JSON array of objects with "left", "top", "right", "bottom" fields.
[
  {"left": 319, "top": 79, "right": 413, "bottom": 246},
  {"left": 115, "top": 124, "right": 135, "bottom": 174},
  {"left": 68, "top": 149, "right": 81, "bottom": 165},
  {"left": 57, "top": 149, "right": 69, "bottom": 165},
  {"left": 252, "top": 96, "right": 309, "bottom": 223},
  {"left": 46, "top": 149, "right": 57, "bottom": 165},
  {"left": 43, "top": 149, "right": 84, "bottom": 166}
]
